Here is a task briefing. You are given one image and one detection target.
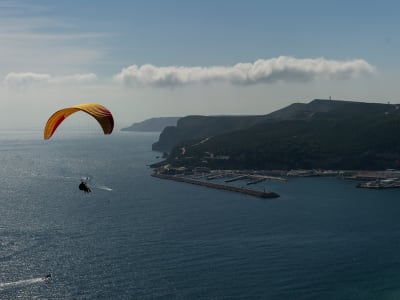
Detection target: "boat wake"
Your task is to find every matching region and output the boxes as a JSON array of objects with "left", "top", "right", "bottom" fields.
[
  {"left": 81, "top": 175, "right": 112, "bottom": 192},
  {"left": 0, "top": 277, "right": 47, "bottom": 289},
  {"left": 94, "top": 185, "right": 113, "bottom": 191}
]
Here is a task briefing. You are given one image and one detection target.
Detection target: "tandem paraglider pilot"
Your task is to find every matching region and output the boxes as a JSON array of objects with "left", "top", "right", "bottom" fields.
[
  {"left": 43, "top": 102, "right": 114, "bottom": 195},
  {"left": 79, "top": 181, "right": 91, "bottom": 193}
]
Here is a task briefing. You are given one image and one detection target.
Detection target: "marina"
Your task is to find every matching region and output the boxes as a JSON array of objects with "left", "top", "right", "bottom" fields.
[
  {"left": 152, "top": 172, "right": 280, "bottom": 198},
  {"left": 356, "top": 178, "right": 400, "bottom": 189},
  {"left": 225, "top": 175, "right": 247, "bottom": 183},
  {"left": 152, "top": 165, "right": 400, "bottom": 193}
]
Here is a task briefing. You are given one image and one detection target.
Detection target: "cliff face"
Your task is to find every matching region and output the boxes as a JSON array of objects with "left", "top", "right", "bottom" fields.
[
  {"left": 151, "top": 115, "right": 266, "bottom": 152},
  {"left": 153, "top": 99, "right": 400, "bottom": 170},
  {"left": 152, "top": 126, "right": 179, "bottom": 152}
]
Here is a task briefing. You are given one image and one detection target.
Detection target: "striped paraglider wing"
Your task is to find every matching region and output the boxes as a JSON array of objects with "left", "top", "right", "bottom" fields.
[{"left": 44, "top": 103, "right": 114, "bottom": 140}]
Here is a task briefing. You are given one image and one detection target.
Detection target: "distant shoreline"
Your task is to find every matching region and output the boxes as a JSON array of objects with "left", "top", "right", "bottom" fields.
[
  {"left": 151, "top": 166, "right": 400, "bottom": 192},
  {"left": 152, "top": 165, "right": 400, "bottom": 180}
]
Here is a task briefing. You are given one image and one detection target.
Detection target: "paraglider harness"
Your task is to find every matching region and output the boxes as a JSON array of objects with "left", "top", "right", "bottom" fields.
[{"left": 79, "top": 181, "right": 91, "bottom": 193}]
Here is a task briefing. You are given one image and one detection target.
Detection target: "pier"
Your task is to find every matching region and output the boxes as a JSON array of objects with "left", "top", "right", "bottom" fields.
[
  {"left": 247, "top": 178, "right": 266, "bottom": 185},
  {"left": 225, "top": 175, "right": 248, "bottom": 183},
  {"left": 152, "top": 172, "right": 279, "bottom": 199}
]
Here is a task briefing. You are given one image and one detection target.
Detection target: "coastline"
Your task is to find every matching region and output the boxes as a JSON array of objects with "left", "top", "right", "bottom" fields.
[{"left": 151, "top": 165, "right": 400, "bottom": 191}]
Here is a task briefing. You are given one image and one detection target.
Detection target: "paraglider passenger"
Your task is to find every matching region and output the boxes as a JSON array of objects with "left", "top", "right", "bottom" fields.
[{"left": 79, "top": 181, "right": 91, "bottom": 193}]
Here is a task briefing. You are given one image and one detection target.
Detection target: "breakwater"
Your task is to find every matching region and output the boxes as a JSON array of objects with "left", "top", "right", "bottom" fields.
[{"left": 152, "top": 173, "right": 279, "bottom": 199}]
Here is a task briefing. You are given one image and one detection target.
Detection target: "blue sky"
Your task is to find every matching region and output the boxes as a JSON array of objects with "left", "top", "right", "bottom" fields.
[{"left": 0, "top": 0, "right": 399, "bottom": 129}]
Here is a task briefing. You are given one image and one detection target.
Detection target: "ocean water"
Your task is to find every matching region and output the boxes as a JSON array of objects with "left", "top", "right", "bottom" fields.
[{"left": 0, "top": 130, "right": 400, "bottom": 299}]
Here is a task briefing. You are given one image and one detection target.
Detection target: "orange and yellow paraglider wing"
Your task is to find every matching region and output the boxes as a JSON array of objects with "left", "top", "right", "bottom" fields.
[
  {"left": 44, "top": 103, "right": 114, "bottom": 140},
  {"left": 74, "top": 103, "right": 114, "bottom": 135},
  {"left": 44, "top": 107, "right": 80, "bottom": 139}
]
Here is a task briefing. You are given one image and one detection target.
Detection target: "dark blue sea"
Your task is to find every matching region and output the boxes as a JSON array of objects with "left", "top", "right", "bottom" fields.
[{"left": 1, "top": 130, "right": 400, "bottom": 299}]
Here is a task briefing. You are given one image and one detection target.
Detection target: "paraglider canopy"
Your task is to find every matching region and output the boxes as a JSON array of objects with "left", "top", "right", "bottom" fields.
[{"left": 44, "top": 103, "right": 114, "bottom": 139}]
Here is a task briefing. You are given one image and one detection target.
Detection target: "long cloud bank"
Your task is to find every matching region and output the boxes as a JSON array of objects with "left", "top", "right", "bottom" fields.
[
  {"left": 4, "top": 72, "right": 97, "bottom": 88},
  {"left": 114, "top": 56, "right": 376, "bottom": 87},
  {"left": 2, "top": 56, "right": 376, "bottom": 89}
]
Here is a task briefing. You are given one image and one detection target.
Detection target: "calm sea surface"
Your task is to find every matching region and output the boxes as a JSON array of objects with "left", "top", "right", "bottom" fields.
[{"left": 0, "top": 130, "right": 400, "bottom": 299}]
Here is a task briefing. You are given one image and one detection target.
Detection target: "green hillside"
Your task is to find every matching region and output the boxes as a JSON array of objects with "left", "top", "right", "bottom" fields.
[{"left": 156, "top": 99, "right": 400, "bottom": 170}]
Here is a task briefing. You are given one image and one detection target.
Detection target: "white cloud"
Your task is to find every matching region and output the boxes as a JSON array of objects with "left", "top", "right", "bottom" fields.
[
  {"left": 113, "top": 56, "right": 376, "bottom": 87},
  {"left": 4, "top": 72, "right": 97, "bottom": 88},
  {"left": 4, "top": 72, "right": 50, "bottom": 87}
]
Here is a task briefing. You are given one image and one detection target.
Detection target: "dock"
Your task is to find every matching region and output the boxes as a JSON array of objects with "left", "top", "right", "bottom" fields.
[
  {"left": 247, "top": 178, "right": 266, "bottom": 185},
  {"left": 152, "top": 173, "right": 279, "bottom": 199},
  {"left": 225, "top": 175, "right": 248, "bottom": 183},
  {"left": 356, "top": 178, "right": 400, "bottom": 189}
]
